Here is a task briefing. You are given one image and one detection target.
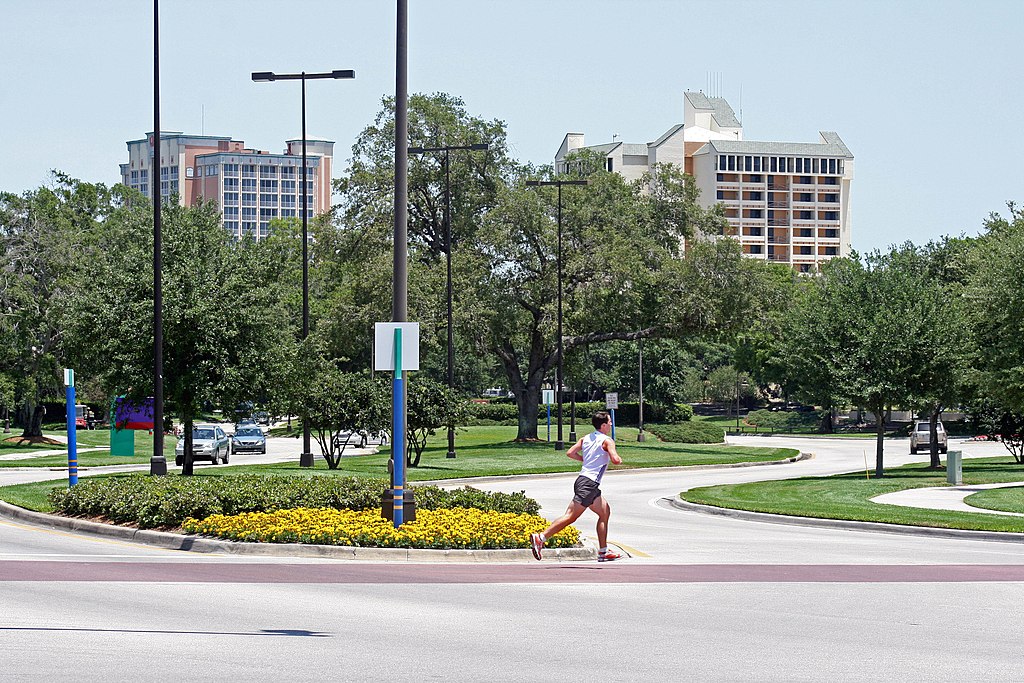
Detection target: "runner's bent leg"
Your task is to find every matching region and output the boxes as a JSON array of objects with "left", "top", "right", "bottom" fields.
[
  {"left": 542, "top": 501, "right": 586, "bottom": 540},
  {"left": 588, "top": 497, "right": 611, "bottom": 550}
]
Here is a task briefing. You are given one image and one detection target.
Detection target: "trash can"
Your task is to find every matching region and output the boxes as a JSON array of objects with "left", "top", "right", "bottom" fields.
[
  {"left": 380, "top": 489, "right": 416, "bottom": 523},
  {"left": 946, "top": 450, "right": 962, "bottom": 485}
]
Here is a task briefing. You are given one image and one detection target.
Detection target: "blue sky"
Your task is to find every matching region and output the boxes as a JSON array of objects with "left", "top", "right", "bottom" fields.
[{"left": 1, "top": 0, "right": 1020, "bottom": 252}]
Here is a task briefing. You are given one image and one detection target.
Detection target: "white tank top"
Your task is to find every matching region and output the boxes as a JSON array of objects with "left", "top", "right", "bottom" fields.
[{"left": 579, "top": 431, "right": 611, "bottom": 483}]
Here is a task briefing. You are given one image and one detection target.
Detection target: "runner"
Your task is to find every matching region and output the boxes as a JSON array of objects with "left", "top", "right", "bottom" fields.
[{"left": 530, "top": 410, "right": 622, "bottom": 562}]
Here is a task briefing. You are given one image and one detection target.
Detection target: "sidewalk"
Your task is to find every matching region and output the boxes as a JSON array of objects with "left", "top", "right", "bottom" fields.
[{"left": 872, "top": 481, "right": 1024, "bottom": 517}]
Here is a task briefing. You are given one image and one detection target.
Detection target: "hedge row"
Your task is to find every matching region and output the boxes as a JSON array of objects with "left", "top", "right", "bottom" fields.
[
  {"left": 48, "top": 474, "right": 540, "bottom": 529},
  {"left": 468, "top": 401, "right": 693, "bottom": 425},
  {"left": 744, "top": 409, "right": 820, "bottom": 431},
  {"left": 645, "top": 421, "right": 725, "bottom": 444}
]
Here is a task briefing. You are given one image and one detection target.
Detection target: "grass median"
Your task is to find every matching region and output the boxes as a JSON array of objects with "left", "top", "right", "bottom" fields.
[
  {"left": 0, "top": 425, "right": 796, "bottom": 513},
  {"left": 682, "top": 455, "right": 1024, "bottom": 532},
  {"left": 0, "top": 430, "right": 176, "bottom": 468}
]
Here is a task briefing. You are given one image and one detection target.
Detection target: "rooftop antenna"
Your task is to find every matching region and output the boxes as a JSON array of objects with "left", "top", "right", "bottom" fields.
[
  {"left": 612, "top": 132, "right": 619, "bottom": 142},
  {"left": 739, "top": 84, "right": 743, "bottom": 124}
]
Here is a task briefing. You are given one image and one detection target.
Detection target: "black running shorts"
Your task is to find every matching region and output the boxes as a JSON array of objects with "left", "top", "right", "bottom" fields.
[{"left": 573, "top": 475, "right": 602, "bottom": 507}]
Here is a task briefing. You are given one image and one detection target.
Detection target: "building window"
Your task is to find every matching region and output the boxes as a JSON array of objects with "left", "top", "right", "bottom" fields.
[
  {"left": 224, "top": 220, "right": 239, "bottom": 234},
  {"left": 242, "top": 207, "right": 257, "bottom": 220},
  {"left": 242, "top": 165, "right": 257, "bottom": 177},
  {"left": 223, "top": 164, "right": 239, "bottom": 175},
  {"left": 260, "top": 165, "right": 278, "bottom": 177},
  {"left": 281, "top": 209, "right": 296, "bottom": 217},
  {"left": 280, "top": 166, "right": 295, "bottom": 178},
  {"left": 261, "top": 194, "right": 278, "bottom": 207},
  {"left": 727, "top": 156, "right": 735, "bottom": 171},
  {"left": 799, "top": 228, "right": 813, "bottom": 237},
  {"left": 823, "top": 228, "right": 838, "bottom": 238},
  {"left": 749, "top": 245, "right": 763, "bottom": 254},
  {"left": 224, "top": 207, "right": 239, "bottom": 218},
  {"left": 824, "top": 211, "right": 839, "bottom": 221},
  {"left": 224, "top": 177, "right": 239, "bottom": 190},
  {"left": 223, "top": 192, "right": 238, "bottom": 204},
  {"left": 748, "top": 227, "right": 763, "bottom": 237},
  {"left": 799, "top": 264, "right": 811, "bottom": 273},
  {"left": 186, "top": 167, "right": 194, "bottom": 179},
  {"left": 800, "top": 246, "right": 812, "bottom": 255},
  {"left": 800, "top": 211, "right": 813, "bottom": 220},
  {"left": 825, "top": 246, "right": 838, "bottom": 256},
  {"left": 241, "top": 178, "right": 256, "bottom": 191},
  {"left": 260, "top": 179, "right": 278, "bottom": 193},
  {"left": 606, "top": 158, "right": 613, "bottom": 172},
  {"left": 242, "top": 193, "right": 256, "bottom": 207},
  {"left": 242, "top": 221, "right": 256, "bottom": 236},
  {"left": 719, "top": 156, "right": 727, "bottom": 171},
  {"left": 716, "top": 190, "right": 725, "bottom": 200}
]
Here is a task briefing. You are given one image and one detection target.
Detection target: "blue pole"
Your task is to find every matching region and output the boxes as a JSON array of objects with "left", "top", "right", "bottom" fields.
[
  {"left": 547, "top": 403, "right": 551, "bottom": 442},
  {"left": 610, "top": 408, "right": 616, "bottom": 441},
  {"left": 392, "top": 328, "right": 404, "bottom": 527},
  {"left": 65, "top": 383, "right": 78, "bottom": 487}
]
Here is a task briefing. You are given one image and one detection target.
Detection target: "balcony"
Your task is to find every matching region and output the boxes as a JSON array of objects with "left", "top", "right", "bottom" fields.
[{"left": 767, "top": 201, "right": 789, "bottom": 208}]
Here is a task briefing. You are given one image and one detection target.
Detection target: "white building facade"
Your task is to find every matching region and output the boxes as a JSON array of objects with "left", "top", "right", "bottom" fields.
[{"left": 554, "top": 91, "right": 854, "bottom": 272}]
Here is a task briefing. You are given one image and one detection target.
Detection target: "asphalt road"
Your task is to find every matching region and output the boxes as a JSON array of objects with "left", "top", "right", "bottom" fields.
[{"left": 3, "top": 435, "right": 1024, "bottom": 681}]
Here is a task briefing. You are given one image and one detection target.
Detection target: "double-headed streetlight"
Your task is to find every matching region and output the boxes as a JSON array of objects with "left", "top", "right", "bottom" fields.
[
  {"left": 252, "top": 69, "right": 355, "bottom": 468},
  {"left": 408, "top": 143, "right": 489, "bottom": 459},
  {"left": 526, "top": 178, "right": 589, "bottom": 450}
]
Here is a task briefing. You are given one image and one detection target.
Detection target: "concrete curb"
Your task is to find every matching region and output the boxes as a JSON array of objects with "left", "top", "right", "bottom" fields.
[
  {"left": 665, "top": 497, "right": 1024, "bottom": 544},
  {"left": 0, "top": 500, "right": 595, "bottom": 562}
]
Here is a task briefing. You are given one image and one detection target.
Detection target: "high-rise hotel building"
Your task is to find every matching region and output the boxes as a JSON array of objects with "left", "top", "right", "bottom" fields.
[
  {"left": 555, "top": 91, "right": 854, "bottom": 272},
  {"left": 120, "top": 132, "right": 334, "bottom": 239}
]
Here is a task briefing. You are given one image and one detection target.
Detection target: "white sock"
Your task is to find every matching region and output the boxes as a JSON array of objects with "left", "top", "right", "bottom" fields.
[
  {"left": 599, "top": 547, "right": 608, "bottom": 554},
  {"left": 539, "top": 533, "right": 546, "bottom": 542}
]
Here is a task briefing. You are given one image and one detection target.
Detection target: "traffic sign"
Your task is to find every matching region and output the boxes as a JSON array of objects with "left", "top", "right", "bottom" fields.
[{"left": 605, "top": 392, "right": 618, "bottom": 410}]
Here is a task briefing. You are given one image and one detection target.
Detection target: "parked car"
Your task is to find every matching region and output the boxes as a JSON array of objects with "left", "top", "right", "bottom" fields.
[
  {"left": 333, "top": 429, "right": 368, "bottom": 449},
  {"left": 175, "top": 424, "right": 231, "bottom": 466},
  {"left": 231, "top": 425, "right": 267, "bottom": 454},
  {"left": 910, "top": 420, "right": 947, "bottom": 454},
  {"left": 252, "top": 411, "right": 271, "bottom": 426}
]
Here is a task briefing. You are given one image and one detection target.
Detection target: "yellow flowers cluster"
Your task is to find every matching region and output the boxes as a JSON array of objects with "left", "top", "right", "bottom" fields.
[{"left": 182, "top": 507, "right": 580, "bottom": 550}]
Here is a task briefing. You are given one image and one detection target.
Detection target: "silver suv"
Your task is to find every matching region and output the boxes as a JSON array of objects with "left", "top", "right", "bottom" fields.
[{"left": 910, "top": 420, "right": 947, "bottom": 454}]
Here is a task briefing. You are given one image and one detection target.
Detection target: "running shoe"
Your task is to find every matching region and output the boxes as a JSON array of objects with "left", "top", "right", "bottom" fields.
[
  {"left": 530, "top": 533, "right": 543, "bottom": 561},
  {"left": 597, "top": 551, "right": 622, "bottom": 562}
]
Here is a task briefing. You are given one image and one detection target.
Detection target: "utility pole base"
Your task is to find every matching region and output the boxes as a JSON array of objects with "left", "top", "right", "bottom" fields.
[
  {"left": 446, "top": 450, "right": 456, "bottom": 459},
  {"left": 299, "top": 451, "right": 314, "bottom": 468},
  {"left": 150, "top": 456, "right": 167, "bottom": 476},
  {"left": 554, "top": 440, "right": 564, "bottom": 451}
]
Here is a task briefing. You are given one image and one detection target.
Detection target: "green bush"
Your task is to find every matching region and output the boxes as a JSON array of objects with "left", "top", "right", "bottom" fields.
[
  {"left": 48, "top": 474, "right": 540, "bottom": 529},
  {"left": 744, "top": 409, "right": 819, "bottom": 431},
  {"left": 646, "top": 421, "right": 724, "bottom": 444},
  {"left": 664, "top": 403, "right": 694, "bottom": 422},
  {"left": 467, "top": 402, "right": 519, "bottom": 423}
]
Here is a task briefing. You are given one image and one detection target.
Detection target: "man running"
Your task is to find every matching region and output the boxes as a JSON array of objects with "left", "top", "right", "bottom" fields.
[{"left": 530, "top": 410, "right": 622, "bottom": 562}]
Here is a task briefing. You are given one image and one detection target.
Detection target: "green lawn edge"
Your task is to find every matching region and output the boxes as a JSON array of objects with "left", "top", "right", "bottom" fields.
[
  {"left": 0, "top": 425, "right": 797, "bottom": 514},
  {"left": 681, "top": 456, "right": 1024, "bottom": 533},
  {"left": 963, "top": 486, "right": 1024, "bottom": 515}
]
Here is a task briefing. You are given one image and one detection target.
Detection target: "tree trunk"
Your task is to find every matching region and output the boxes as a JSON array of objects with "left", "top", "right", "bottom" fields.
[
  {"left": 929, "top": 405, "right": 943, "bottom": 469},
  {"left": 818, "top": 405, "right": 834, "bottom": 434},
  {"left": 19, "top": 403, "right": 45, "bottom": 439},
  {"left": 873, "top": 405, "right": 886, "bottom": 477}
]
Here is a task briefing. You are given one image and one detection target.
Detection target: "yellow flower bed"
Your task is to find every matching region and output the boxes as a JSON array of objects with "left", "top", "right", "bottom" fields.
[{"left": 181, "top": 507, "right": 580, "bottom": 550}]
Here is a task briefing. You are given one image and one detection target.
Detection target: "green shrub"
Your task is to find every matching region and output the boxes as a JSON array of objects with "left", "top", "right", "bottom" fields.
[
  {"left": 646, "top": 421, "right": 724, "bottom": 444},
  {"left": 744, "top": 409, "right": 819, "bottom": 431},
  {"left": 48, "top": 474, "right": 540, "bottom": 529},
  {"left": 664, "top": 403, "right": 694, "bottom": 422}
]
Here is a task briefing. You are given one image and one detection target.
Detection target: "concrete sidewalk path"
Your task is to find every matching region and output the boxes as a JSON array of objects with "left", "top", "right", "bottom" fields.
[{"left": 872, "top": 481, "right": 1024, "bottom": 517}]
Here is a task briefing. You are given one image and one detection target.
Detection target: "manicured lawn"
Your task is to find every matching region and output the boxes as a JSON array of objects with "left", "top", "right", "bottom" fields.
[
  {"left": 233, "top": 425, "right": 797, "bottom": 481},
  {"left": 963, "top": 485, "right": 1024, "bottom": 514},
  {"left": 0, "top": 425, "right": 796, "bottom": 513},
  {"left": 682, "top": 456, "right": 1024, "bottom": 532},
  {"left": 0, "top": 431, "right": 177, "bottom": 468}
]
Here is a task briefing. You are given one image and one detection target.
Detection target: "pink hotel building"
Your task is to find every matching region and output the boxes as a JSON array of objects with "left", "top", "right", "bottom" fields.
[{"left": 120, "top": 132, "right": 334, "bottom": 239}]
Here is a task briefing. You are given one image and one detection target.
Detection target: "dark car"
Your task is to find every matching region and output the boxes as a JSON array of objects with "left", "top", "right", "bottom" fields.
[{"left": 231, "top": 425, "right": 267, "bottom": 454}]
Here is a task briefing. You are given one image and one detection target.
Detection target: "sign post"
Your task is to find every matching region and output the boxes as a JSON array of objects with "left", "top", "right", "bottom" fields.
[
  {"left": 605, "top": 392, "right": 618, "bottom": 441},
  {"left": 543, "top": 389, "right": 554, "bottom": 442},
  {"left": 375, "top": 322, "right": 420, "bottom": 528},
  {"left": 63, "top": 369, "right": 77, "bottom": 486}
]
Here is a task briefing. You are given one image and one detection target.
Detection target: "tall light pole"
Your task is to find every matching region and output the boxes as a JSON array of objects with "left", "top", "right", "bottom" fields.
[
  {"left": 637, "top": 338, "right": 646, "bottom": 442},
  {"left": 408, "top": 142, "right": 488, "bottom": 459},
  {"left": 151, "top": 0, "right": 166, "bottom": 476},
  {"left": 252, "top": 68, "right": 355, "bottom": 468},
  {"left": 526, "top": 178, "right": 589, "bottom": 450}
]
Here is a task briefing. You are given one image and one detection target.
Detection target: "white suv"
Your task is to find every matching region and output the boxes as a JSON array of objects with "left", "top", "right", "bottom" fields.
[{"left": 910, "top": 420, "right": 947, "bottom": 454}]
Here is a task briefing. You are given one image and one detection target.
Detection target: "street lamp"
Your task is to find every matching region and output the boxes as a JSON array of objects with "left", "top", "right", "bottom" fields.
[
  {"left": 526, "top": 178, "right": 589, "bottom": 450},
  {"left": 252, "top": 68, "right": 356, "bottom": 468},
  {"left": 637, "top": 338, "right": 646, "bottom": 442},
  {"left": 408, "top": 142, "right": 489, "bottom": 459}
]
